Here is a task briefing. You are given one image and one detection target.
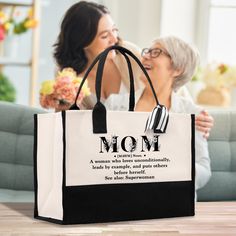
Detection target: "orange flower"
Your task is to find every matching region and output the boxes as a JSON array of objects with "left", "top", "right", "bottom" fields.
[
  {"left": 24, "top": 19, "right": 38, "bottom": 29},
  {"left": 0, "top": 7, "right": 38, "bottom": 36},
  {"left": 3, "top": 22, "right": 11, "bottom": 31}
]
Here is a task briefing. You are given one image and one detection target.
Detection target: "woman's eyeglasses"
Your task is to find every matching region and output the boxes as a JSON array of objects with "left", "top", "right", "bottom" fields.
[{"left": 141, "top": 48, "right": 170, "bottom": 58}]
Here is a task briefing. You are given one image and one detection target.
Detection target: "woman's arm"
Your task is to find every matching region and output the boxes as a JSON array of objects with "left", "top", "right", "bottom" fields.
[
  {"left": 176, "top": 88, "right": 214, "bottom": 139},
  {"left": 195, "top": 110, "right": 214, "bottom": 139},
  {"left": 195, "top": 131, "right": 212, "bottom": 190}
]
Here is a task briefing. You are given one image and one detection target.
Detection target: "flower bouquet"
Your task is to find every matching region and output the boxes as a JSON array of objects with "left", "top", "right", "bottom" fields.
[
  {"left": 0, "top": 7, "right": 38, "bottom": 41},
  {"left": 196, "top": 63, "right": 236, "bottom": 106},
  {"left": 200, "top": 63, "right": 236, "bottom": 89},
  {"left": 40, "top": 68, "right": 90, "bottom": 111}
]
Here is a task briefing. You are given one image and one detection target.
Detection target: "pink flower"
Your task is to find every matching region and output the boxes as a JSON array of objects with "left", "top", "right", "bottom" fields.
[
  {"left": 0, "top": 25, "right": 5, "bottom": 41},
  {"left": 54, "top": 80, "right": 76, "bottom": 104},
  {"left": 40, "top": 94, "right": 58, "bottom": 109},
  {"left": 39, "top": 68, "right": 90, "bottom": 110}
]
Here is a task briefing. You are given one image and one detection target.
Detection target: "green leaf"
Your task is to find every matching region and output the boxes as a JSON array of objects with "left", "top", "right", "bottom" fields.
[
  {"left": 13, "top": 21, "right": 27, "bottom": 34},
  {"left": 0, "top": 73, "right": 16, "bottom": 102}
]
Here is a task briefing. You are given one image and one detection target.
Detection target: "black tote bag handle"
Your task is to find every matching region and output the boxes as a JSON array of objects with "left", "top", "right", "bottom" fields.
[
  {"left": 95, "top": 45, "right": 159, "bottom": 105},
  {"left": 69, "top": 52, "right": 103, "bottom": 110},
  {"left": 70, "top": 45, "right": 161, "bottom": 133},
  {"left": 92, "top": 45, "right": 159, "bottom": 133},
  {"left": 70, "top": 47, "right": 136, "bottom": 111}
]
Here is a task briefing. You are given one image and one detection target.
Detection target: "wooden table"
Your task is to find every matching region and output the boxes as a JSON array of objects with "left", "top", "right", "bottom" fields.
[{"left": 0, "top": 202, "right": 236, "bottom": 235}]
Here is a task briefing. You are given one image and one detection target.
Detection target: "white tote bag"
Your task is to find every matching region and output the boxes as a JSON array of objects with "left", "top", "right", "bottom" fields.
[{"left": 34, "top": 46, "right": 195, "bottom": 224}]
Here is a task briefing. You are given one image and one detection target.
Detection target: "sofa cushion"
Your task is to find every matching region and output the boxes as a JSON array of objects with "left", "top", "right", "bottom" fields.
[
  {"left": 197, "top": 110, "right": 236, "bottom": 201},
  {"left": 0, "top": 188, "right": 34, "bottom": 202},
  {"left": 198, "top": 171, "right": 236, "bottom": 201},
  {"left": 0, "top": 101, "right": 45, "bottom": 195}
]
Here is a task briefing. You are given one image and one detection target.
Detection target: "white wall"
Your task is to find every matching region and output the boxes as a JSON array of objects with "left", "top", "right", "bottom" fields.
[
  {"left": 160, "top": 0, "right": 197, "bottom": 44},
  {"left": 101, "top": 0, "right": 162, "bottom": 48},
  {"left": 102, "top": 0, "right": 200, "bottom": 47},
  {"left": 195, "top": 0, "right": 211, "bottom": 65}
]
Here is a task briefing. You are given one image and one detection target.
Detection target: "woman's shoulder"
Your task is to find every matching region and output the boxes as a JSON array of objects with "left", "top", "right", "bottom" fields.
[{"left": 171, "top": 92, "right": 202, "bottom": 114}]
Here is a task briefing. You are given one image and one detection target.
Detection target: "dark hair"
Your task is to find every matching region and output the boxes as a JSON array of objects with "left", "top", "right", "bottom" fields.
[{"left": 53, "top": 1, "right": 109, "bottom": 74}]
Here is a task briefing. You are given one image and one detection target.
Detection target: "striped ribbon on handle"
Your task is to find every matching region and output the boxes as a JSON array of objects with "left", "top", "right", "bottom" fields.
[{"left": 145, "top": 105, "right": 169, "bottom": 133}]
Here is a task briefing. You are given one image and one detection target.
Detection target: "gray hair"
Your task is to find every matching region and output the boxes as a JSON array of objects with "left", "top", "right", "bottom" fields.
[{"left": 153, "top": 36, "right": 200, "bottom": 91}]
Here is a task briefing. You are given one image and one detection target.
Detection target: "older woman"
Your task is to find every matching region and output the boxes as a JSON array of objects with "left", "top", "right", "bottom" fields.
[{"left": 106, "top": 36, "right": 211, "bottom": 191}]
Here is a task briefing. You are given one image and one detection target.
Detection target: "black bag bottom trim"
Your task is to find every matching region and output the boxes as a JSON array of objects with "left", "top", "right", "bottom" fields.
[{"left": 61, "top": 181, "right": 194, "bottom": 224}]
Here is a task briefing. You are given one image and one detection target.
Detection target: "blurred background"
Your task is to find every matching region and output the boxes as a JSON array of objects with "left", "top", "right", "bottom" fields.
[{"left": 0, "top": 0, "right": 236, "bottom": 109}]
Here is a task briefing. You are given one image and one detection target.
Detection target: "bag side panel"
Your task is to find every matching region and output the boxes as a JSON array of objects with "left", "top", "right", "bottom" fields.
[{"left": 36, "top": 113, "right": 63, "bottom": 220}]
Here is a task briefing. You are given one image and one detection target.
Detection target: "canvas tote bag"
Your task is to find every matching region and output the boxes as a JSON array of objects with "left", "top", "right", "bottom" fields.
[{"left": 34, "top": 45, "right": 195, "bottom": 224}]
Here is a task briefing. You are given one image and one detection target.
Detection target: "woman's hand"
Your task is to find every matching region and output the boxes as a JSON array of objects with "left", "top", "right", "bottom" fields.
[{"left": 195, "top": 110, "right": 214, "bottom": 139}]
